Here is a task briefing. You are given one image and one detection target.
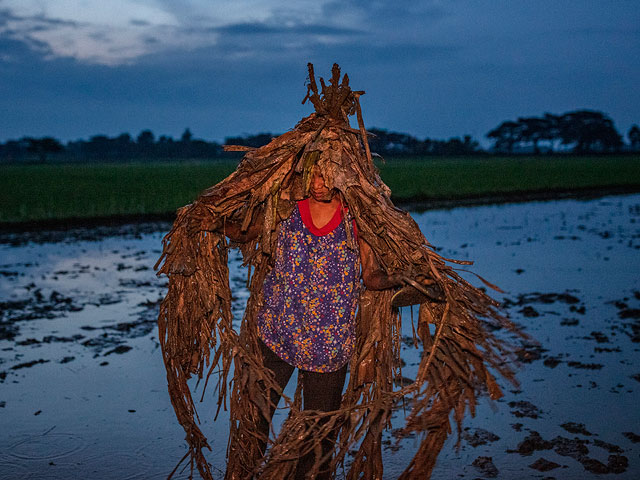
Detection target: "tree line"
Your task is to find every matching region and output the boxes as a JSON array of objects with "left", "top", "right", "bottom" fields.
[
  {"left": 0, "top": 129, "right": 224, "bottom": 163},
  {"left": 1, "top": 110, "right": 639, "bottom": 163},
  {"left": 487, "top": 110, "right": 637, "bottom": 154}
]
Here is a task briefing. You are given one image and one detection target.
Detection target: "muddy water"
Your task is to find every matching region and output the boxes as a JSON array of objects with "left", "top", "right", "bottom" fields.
[{"left": 0, "top": 194, "right": 638, "bottom": 479}]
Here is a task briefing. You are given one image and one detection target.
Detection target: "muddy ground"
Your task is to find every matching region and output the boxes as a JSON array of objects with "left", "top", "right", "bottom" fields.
[{"left": 1, "top": 193, "right": 639, "bottom": 479}]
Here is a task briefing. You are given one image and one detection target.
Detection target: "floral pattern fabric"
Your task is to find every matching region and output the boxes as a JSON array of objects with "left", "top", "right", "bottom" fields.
[{"left": 257, "top": 198, "right": 360, "bottom": 372}]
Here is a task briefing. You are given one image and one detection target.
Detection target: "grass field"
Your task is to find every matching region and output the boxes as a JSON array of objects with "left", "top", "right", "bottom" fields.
[
  {"left": 1, "top": 155, "right": 639, "bottom": 223},
  {"left": 378, "top": 155, "right": 640, "bottom": 198}
]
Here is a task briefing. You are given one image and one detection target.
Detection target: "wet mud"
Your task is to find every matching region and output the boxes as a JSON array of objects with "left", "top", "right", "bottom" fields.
[
  {"left": 1, "top": 194, "right": 639, "bottom": 479},
  {"left": 0, "top": 289, "right": 162, "bottom": 383},
  {"left": 472, "top": 456, "right": 499, "bottom": 477},
  {"left": 508, "top": 430, "right": 629, "bottom": 474}
]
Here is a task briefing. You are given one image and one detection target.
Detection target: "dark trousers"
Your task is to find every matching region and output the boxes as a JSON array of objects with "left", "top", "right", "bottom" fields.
[{"left": 257, "top": 340, "right": 347, "bottom": 479}]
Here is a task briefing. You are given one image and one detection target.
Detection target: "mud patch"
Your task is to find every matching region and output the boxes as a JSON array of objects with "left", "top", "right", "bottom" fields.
[
  {"left": 508, "top": 430, "right": 628, "bottom": 474},
  {"left": 507, "top": 431, "right": 553, "bottom": 455},
  {"left": 622, "top": 432, "right": 640, "bottom": 443},
  {"left": 515, "top": 343, "right": 548, "bottom": 363},
  {"left": 503, "top": 292, "right": 588, "bottom": 328},
  {"left": 462, "top": 428, "right": 501, "bottom": 447},
  {"left": 0, "top": 220, "right": 171, "bottom": 246},
  {"left": 593, "top": 439, "right": 623, "bottom": 453},
  {"left": 508, "top": 400, "right": 542, "bottom": 419},
  {"left": 503, "top": 292, "right": 582, "bottom": 309},
  {"left": 78, "top": 302, "right": 159, "bottom": 356},
  {"left": 553, "top": 436, "right": 590, "bottom": 460},
  {"left": 11, "top": 359, "right": 50, "bottom": 370},
  {"left": 607, "top": 295, "right": 640, "bottom": 343},
  {"left": 17, "top": 334, "right": 85, "bottom": 346},
  {"left": 104, "top": 345, "right": 133, "bottom": 356},
  {"left": 561, "top": 423, "right": 593, "bottom": 436},
  {"left": 0, "top": 289, "right": 84, "bottom": 340},
  {"left": 472, "top": 456, "right": 498, "bottom": 478},
  {"left": 543, "top": 355, "right": 565, "bottom": 368},
  {"left": 583, "top": 331, "right": 610, "bottom": 344},
  {"left": 566, "top": 361, "right": 603, "bottom": 370},
  {"left": 529, "top": 457, "right": 562, "bottom": 472}
]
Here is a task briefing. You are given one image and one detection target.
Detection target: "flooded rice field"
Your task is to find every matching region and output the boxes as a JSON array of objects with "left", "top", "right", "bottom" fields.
[{"left": 1, "top": 193, "right": 639, "bottom": 479}]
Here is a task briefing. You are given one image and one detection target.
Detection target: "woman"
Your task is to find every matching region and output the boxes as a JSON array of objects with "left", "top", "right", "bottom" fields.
[
  {"left": 211, "top": 167, "right": 402, "bottom": 478},
  {"left": 156, "top": 64, "right": 521, "bottom": 480}
]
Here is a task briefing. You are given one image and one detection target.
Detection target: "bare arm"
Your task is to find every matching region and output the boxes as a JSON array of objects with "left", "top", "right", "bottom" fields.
[
  {"left": 359, "top": 235, "right": 445, "bottom": 301},
  {"left": 358, "top": 236, "right": 404, "bottom": 290}
]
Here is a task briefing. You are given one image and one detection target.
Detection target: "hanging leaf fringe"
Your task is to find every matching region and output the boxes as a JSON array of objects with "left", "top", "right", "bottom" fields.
[{"left": 156, "top": 63, "right": 527, "bottom": 479}]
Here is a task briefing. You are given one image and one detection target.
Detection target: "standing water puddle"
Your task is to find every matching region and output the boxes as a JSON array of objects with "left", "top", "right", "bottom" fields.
[{"left": 1, "top": 194, "right": 639, "bottom": 479}]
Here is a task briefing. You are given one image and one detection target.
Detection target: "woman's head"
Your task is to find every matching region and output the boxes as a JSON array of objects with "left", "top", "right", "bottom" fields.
[{"left": 309, "top": 167, "right": 336, "bottom": 202}]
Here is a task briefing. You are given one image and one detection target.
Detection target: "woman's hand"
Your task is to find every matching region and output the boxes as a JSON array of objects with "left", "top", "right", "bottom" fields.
[{"left": 359, "top": 238, "right": 405, "bottom": 290}]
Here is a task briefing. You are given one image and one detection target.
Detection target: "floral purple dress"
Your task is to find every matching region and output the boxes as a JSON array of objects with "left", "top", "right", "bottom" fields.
[{"left": 257, "top": 198, "right": 360, "bottom": 372}]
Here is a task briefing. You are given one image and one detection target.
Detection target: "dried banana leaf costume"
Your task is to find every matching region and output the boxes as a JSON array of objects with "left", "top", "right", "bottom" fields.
[{"left": 155, "top": 64, "right": 523, "bottom": 479}]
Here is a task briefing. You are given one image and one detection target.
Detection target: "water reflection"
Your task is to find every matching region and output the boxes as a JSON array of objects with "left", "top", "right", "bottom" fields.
[{"left": 0, "top": 194, "right": 638, "bottom": 478}]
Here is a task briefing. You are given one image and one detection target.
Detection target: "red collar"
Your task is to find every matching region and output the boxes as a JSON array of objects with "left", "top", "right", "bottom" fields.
[{"left": 298, "top": 198, "right": 343, "bottom": 236}]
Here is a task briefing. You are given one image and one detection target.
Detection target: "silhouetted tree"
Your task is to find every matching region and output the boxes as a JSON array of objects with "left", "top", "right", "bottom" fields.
[
  {"left": 541, "top": 113, "right": 561, "bottom": 151},
  {"left": 364, "top": 129, "right": 481, "bottom": 156},
  {"left": 137, "top": 129, "right": 155, "bottom": 145},
  {"left": 84, "top": 135, "right": 111, "bottom": 159},
  {"left": 224, "top": 133, "right": 276, "bottom": 149},
  {"left": 518, "top": 116, "right": 556, "bottom": 154},
  {"left": 2, "top": 130, "right": 226, "bottom": 162},
  {"left": 557, "top": 110, "right": 622, "bottom": 153},
  {"left": 181, "top": 128, "right": 193, "bottom": 144},
  {"left": 486, "top": 121, "right": 522, "bottom": 153},
  {"left": 367, "top": 128, "right": 418, "bottom": 155},
  {"left": 628, "top": 124, "right": 640, "bottom": 150},
  {"left": 487, "top": 110, "right": 622, "bottom": 154},
  {"left": 0, "top": 139, "right": 25, "bottom": 162},
  {"left": 462, "top": 135, "right": 480, "bottom": 153},
  {"left": 113, "top": 133, "right": 135, "bottom": 158},
  {"left": 26, "top": 137, "right": 64, "bottom": 162},
  {"left": 136, "top": 130, "right": 156, "bottom": 157}
]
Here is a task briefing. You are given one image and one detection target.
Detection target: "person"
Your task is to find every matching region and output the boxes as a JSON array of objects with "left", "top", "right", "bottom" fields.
[
  {"left": 206, "top": 166, "right": 402, "bottom": 478},
  {"left": 156, "top": 63, "right": 520, "bottom": 480}
]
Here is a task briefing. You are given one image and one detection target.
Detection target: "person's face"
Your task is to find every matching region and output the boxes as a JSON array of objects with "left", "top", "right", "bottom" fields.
[{"left": 310, "top": 169, "right": 335, "bottom": 202}]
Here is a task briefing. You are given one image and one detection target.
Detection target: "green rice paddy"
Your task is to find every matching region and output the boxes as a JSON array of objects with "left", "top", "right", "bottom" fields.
[{"left": 1, "top": 156, "right": 638, "bottom": 223}]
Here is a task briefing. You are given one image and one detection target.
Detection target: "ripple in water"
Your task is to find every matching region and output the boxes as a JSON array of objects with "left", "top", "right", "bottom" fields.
[
  {"left": 8, "top": 432, "right": 87, "bottom": 461},
  {"left": 0, "top": 453, "right": 32, "bottom": 477}
]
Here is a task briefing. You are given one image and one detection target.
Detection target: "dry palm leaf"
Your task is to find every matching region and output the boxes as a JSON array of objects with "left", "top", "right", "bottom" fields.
[{"left": 155, "top": 63, "right": 526, "bottom": 479}]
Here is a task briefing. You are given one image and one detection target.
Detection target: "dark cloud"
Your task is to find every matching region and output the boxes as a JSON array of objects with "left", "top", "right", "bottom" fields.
[
  {"left": 0, "top": 1, "right": 638, "bottom": 145},
  {"left": 0, "top": 28, "right": 457, "bottom": 144},
  {"left": 88, "top": 31, "right": 109, "bottom": 42},
  {"left": 0, "top": 8, "right": 80, "bottom": 60},
  {"left": 130, "top": 19, "right": 151, "bottom": 27},
  {"left": 0, "top": 8, "right": 81, "bottom": 29},
  {"left": 0, "top": 32, "right": 300, "bottom": 141},
  {"left": 23, "top": 13, "right": 80, "bottom": 28},
  {"left": 0, "top": 31, "right": 51, "bottom": 60},
  {"left": 213, "top": 22, "right": 363, "bottom": 36},
  {"left": 142, "top": 35, "right": 159, "bottom": 45},
  {"left": 0, "top": 35, "right": 41, "bottom": 59}
]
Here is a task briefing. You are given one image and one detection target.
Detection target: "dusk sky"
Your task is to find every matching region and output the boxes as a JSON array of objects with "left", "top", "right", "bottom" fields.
[{"left": 1, "top": 0, "right": 638, "bottom": 144}]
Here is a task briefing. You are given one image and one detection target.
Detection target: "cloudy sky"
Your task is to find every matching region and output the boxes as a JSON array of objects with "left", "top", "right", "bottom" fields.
[{"left": 1, "top": 0, "right": 638, "bottom": 144}]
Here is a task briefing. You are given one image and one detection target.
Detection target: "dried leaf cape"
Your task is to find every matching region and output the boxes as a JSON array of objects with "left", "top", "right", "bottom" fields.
[{"left": 155, "top": 64, "right": 523, "bottom": 479}]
